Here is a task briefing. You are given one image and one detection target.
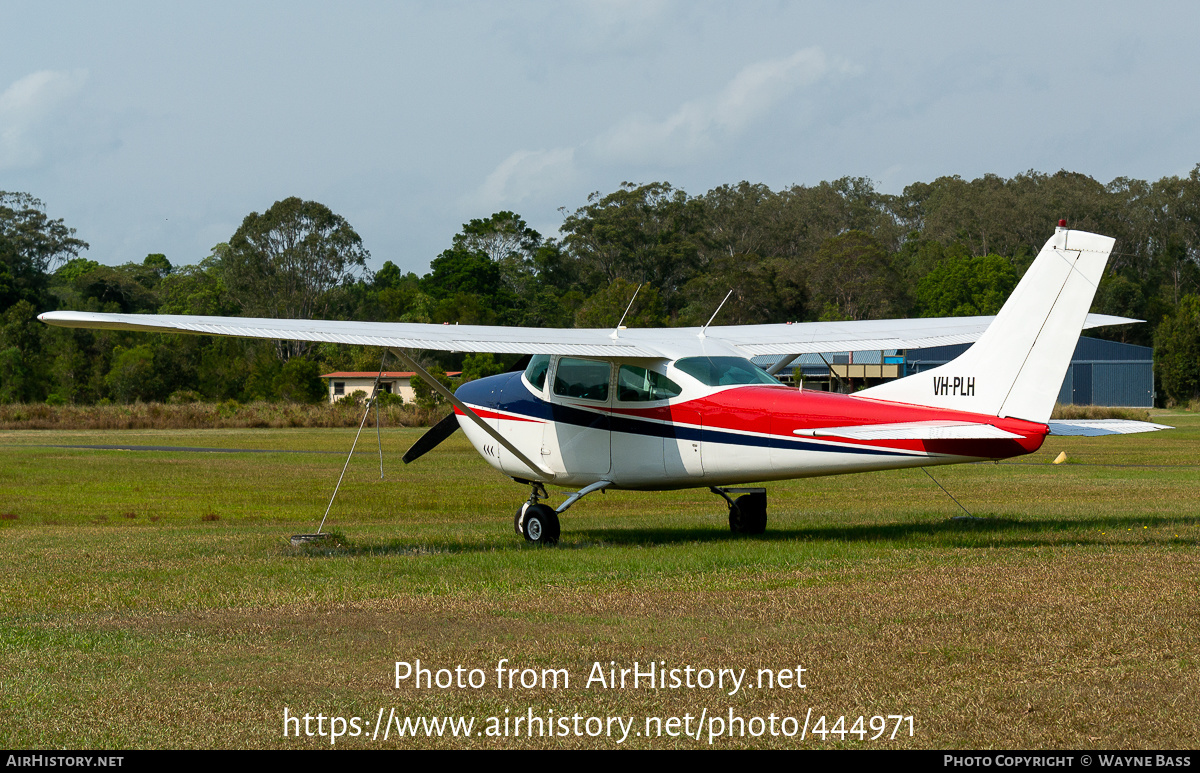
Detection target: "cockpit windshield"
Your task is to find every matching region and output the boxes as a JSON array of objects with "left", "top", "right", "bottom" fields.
[
  {"left": 523, "top": 354, "right": 550, "bottom": 390},
  {"left": 673, "top": 356, "right": 782, "bottom": 387}
]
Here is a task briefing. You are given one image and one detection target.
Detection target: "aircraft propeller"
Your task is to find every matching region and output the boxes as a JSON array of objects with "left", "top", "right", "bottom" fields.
[
  {"left": 402, "top": 411, "right": 460, "bottom": 464},
  {"left": 400, "top": 355, "right": 531, "bottom": 464}
]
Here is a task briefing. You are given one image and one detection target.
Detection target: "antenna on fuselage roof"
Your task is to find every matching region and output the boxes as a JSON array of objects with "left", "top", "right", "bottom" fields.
[
  {"left": 610, "top": 283, "right": 642, "bottom": 339},
  {"left": 698, "top": 289, "right": 734, "bottom": 339}
]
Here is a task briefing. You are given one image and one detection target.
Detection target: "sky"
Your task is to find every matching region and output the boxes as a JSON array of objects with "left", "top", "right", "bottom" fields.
[{"left": 2, "top": 1, "right": 1199, "bottom": 275}]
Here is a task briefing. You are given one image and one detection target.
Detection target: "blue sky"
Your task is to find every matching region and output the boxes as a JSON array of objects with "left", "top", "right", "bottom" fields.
[{"left": 3, "top": 1, "right": 1198, "bottom": 274}]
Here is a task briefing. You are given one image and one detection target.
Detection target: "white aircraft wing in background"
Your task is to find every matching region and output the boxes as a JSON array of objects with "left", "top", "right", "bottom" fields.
[{"left": 36, "top": 310, "right": 1137, "bottom": 360}]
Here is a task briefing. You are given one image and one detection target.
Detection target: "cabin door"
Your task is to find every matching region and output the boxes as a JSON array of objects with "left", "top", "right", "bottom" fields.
[{"left": 542, "top": 357, "right": 612, "bottom": 478}]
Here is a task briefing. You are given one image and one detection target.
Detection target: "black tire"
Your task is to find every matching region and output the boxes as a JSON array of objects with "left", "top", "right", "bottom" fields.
[
  {"left": 522, "top": 504, "right": 560, "bottom": 545},
  {"left": 729, "top": 493, "right": 767, "bottom": 535}
]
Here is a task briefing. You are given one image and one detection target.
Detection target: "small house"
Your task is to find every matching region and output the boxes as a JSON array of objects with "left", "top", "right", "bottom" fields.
[{"left": 320, "top": 371, "right": 461, "bottom": 404}]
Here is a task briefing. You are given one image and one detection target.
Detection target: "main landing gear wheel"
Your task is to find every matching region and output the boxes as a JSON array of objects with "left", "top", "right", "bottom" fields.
[
  {"left": 522, "top": 504, "right": 560, "bottom": 545},
  {"left": 728, "top": 492, "right": 767, "bottom": 535}
]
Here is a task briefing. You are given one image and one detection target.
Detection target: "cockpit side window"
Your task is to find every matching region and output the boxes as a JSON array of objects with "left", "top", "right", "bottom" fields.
[
  {"left": 617, "top": 365, "right": 682, "bottom": 402},
  {"left": 553, "top": 358, "right": 610, "bottom": 401},
  {"left": 524, "top": 354, "right": 550, "bottom": 391},
  {"left": 673, "top": 356, "right": 782, "bottom": 387}
]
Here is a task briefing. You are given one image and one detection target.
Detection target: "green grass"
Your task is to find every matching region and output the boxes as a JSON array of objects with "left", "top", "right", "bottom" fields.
[{"left": 1, "top": 414, "right": 1197, "bottom": 748}]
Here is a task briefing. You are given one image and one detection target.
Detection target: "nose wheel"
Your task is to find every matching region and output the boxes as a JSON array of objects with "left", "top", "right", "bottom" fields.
[
  {"left": 512, "top": 480, "right": 611, "bottom": 545},
  {"left": 521, "top": 504, "right": 560, "bottom": 544},
  {"left": 514, "top": 482, "right": 559, "bottom": 545}
]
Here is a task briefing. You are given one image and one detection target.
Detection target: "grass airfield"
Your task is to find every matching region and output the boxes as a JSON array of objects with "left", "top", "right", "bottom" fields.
[{"left": 1, "top": 414, "right": 1197, "bottom": 749}]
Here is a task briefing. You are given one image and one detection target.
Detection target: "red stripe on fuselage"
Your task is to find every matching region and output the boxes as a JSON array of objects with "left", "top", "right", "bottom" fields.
[
  {"left": 453, "top": 405, "right": 543, "bottom": 423},
  {"left": 606, "top": 386, "right": 1047, "bottom": 458}
]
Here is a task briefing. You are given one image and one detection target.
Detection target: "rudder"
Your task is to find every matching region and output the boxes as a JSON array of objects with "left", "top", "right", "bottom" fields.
[{"left": 855, "top": 226, "right": 1115, "bottom": 423}]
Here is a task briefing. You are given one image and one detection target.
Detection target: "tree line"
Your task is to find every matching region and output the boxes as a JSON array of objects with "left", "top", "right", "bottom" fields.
[{"left": 3, "top": 167, "right": 1199, "bottom": 408}]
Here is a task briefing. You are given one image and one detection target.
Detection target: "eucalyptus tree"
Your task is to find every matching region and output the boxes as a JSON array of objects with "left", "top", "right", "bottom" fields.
[
  {"left": 223, "top": 197, "right": 371, "bottom": 359},
  {"left": 0, "top": 191, "right": 89, "bottom": 311},
  {"left": 560, "top": 182, "right": 707, "bottom": 312}
]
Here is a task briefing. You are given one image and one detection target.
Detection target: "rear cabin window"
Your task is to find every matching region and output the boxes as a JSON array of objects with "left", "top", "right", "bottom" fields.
[
  {"left": 673, "top": 357, "right": 782, "bottom": 387},
  {"left": 524, "top": 354, "right": 550, "bottom": 390},
  {"left": 553, "top": 358, "right": 610, "bottom": 401},
  {"left": 617, "top": 365, "right": 682, "bottom": 402}
]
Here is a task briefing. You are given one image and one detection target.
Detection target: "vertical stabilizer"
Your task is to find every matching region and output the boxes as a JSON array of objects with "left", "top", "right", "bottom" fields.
[{"left": 855, "top": 227, "right": 1115, "bottom": 423}]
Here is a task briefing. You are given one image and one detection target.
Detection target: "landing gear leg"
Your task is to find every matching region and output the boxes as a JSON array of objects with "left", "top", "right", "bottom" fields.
[
  {"left": 711, "top": 487, "right": 768, "bottom": 535},
  {"left": 513, "top": 480, "right": 611, "bottom": 546}
]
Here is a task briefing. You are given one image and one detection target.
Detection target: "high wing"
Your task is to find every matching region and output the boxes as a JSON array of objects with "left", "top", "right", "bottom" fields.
[{"left": 36, "top": 310, "right": 1136, "bottom": 360}]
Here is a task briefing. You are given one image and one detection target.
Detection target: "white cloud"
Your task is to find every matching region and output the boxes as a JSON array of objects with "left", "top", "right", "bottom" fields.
[
  {"left": 713, "top": 48, "right": 828, "bottom": 132},
  {"left": 470, "top": 147, "right": 577, "bottom": 209},
  {"left": 594, "top": 48, "right": 829, "bottom": 165},
  {"left": 0, "top": 69, "right": 89, "bottom": 169},
  {"left": 468, "top": 47, "right": 836, "bottom": 214}
]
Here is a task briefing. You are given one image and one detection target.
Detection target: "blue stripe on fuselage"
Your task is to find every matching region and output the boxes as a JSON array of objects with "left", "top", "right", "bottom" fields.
[
  {"left": 456, "top": 374, "right": 913, "bottom": 458},
  {"left": 606, "top": 411, "right": 906, "bottom": 457}
]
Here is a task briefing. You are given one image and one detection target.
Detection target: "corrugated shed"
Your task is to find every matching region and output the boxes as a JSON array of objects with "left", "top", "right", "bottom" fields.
[
  {"left": 1072, "top": 337, "right": 1152, "bottom": 362},
  {"left": 1089, "top": 362, "right": 1154, "bottom": 406}
]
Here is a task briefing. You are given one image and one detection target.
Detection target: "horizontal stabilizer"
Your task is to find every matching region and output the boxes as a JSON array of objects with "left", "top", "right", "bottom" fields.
[
  {"left": 1047, "top": 420, "right": 1173, "bottom": 436},
  {"left": 794, "top": 421, "right": 1025, "bottom": 441}
]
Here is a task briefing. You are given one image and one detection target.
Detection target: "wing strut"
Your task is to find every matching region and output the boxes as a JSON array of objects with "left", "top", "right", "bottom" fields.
[
  {"left": 766, "top": 353, "right": 799, "bottom": 376},
  {"left": 388, "top": 348, "right": 556, "bottom": 480}
]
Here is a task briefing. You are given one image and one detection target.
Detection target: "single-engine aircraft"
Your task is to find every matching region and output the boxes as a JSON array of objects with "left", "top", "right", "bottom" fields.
[{"left": 40, "top": 224, "right": 1170, "bottom": 544}]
